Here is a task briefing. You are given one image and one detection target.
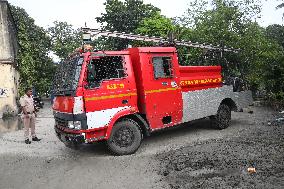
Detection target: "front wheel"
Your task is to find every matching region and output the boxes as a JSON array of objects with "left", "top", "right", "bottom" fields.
[
  {"left": 107, "top": 119, "right": 142, "bottom": 155},
  {"left": 210, "top": 104, "right": 231, "bottom": 130}
]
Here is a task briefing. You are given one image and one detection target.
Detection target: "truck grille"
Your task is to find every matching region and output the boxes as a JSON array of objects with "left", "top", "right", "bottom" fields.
[{"left": 55, "top": 118, "right": 68, "bottom": 128}]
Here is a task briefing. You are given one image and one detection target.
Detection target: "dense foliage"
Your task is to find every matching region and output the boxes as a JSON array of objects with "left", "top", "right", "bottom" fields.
[
  {"left": 186, "top": 0, "right": 284, "bottom": 101},
  {"left": 48, "top": 21, "right": 82, "bottom": 60},
  {"left": 135, "top": 0, "right": 284, "bottom": 102},
  {"left": 96, "top": 0, "right": 160, "bottom": 49},
  {"left": 10, "top": 5, "right": 56, "bottom": 95}
]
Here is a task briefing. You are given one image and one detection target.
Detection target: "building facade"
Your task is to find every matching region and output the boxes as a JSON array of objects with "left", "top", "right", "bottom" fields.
[{"left": 0, "top": 0, "right": 19, "bottom": 118}]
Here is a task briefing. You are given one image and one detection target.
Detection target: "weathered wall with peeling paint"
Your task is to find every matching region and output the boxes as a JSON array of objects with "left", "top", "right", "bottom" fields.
[
  {"left": 0, "top": 64, "right": 20, "bottom": 117},
  {"left": 0, "top": 0, "right": 17, "bottom": 63},
  {"left": 0, "top": 0, "right": 19, "bottom": 118}
]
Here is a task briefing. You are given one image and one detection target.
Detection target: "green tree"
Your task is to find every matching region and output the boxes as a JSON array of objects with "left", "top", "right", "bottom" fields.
[
  {"left": 176, "top": 0, "right": 284, "bottom": 99},
  {"left": 96, "top": 0, "right": 160, "bottom": 49},
  {"left": 135, "top": 13, "right": 193, "bottom": 65},
  {"left": 10, "top": 5, "right": 56, "bottom": 95},
  {"left": 133, "top": 12, "right": 175, "bottom": 47},
  {"left": 266, "top": 24, "right": 284, "bottom": 48},
  {"left": 48, "top": 21, "right": 82, "bottom": 60},
  {"left": 135, "top": 13, "right": 174, "bottom": 37},
  {"left": 263, "top": 24, "right": 284, "bottom": 99}
]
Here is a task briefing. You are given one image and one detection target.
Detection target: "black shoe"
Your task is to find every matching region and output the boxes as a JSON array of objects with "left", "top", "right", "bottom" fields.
[
  {"left": 25, "top": 139, "right": 31, "bottom": 144},
  {"left": 32, "top": 137, "right": 41, "bottom": 141}
]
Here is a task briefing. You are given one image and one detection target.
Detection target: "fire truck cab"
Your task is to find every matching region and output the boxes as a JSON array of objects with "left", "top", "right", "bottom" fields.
[{"left": 53, "top": 46, "right": 252, "bottom": 155}]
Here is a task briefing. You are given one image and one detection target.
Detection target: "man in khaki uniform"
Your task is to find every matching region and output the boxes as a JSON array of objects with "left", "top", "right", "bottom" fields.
[{"left": 20, "top": 88, "right": 41, "bottom": 144}]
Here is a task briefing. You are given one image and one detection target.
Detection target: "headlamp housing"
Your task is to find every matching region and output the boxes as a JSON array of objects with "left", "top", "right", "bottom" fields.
[{"left": 68, "top": 121, "right": 82, "bottom": 130}]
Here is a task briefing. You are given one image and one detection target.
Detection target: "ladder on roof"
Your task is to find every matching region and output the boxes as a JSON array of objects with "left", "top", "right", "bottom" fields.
[{"left": 81, "top": 27, "right": 240, "bottom": 53}]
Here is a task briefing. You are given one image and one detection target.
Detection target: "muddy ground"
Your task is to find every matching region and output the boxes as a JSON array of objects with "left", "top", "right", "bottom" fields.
[
  {"left": 158, "top": 109, "right": 284, "bottom": 189},
  {"left": 0, "top": 102, "right": 283, "bottom": 189}
]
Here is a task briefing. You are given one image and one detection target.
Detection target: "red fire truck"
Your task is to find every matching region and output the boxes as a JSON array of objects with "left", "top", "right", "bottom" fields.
[{"left": 52, "top": 29, "right": 252, "bottom": 155}]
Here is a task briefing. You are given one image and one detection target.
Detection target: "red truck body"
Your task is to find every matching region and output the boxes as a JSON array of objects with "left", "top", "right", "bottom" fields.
[{"left": 53, "top": 47, "right": 252, "bottom": 155}]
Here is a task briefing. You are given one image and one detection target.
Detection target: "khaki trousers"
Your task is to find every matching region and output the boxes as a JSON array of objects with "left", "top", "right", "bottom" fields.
[{"left": 22, "top": 114, "right": 36, "bottom": 139}]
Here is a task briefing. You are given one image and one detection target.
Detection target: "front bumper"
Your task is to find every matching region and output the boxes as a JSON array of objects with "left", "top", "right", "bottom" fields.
[
  {"left": 55, "top": 126, "right": 85, "bottom": 145},
  {"left": 54, "top": 111, "right": 108, "bottom": 145},
  {"left": 53, "top": 111, "right": 88, "bottom": 146}
]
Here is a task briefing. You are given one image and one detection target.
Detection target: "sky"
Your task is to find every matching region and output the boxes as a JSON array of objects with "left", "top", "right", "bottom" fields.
[{"left": 7, "top": 0, "right": 284, "bottom": 29}]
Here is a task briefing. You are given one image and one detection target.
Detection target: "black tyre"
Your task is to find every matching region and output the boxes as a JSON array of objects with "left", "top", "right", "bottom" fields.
[
  {"left": 210, "top": 104, "right": 231, "bottom": 129},
  {"left": 107, "top": 119, "right": 142, "bottom": 155}
]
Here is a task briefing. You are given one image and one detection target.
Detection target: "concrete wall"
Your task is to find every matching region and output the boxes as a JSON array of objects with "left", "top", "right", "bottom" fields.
[
  {"left": 0, "top": 0, "right": 19, "bottom": 118},
  {"left": 0, "top": 0, "right": 17, "bottom": 64},
  {"left": 0, "top": 64, "right": 20, "bottom": 117}
]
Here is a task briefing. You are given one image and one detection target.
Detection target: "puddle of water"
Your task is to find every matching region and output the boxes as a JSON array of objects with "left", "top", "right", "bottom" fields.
[{"left": 0, "top": 116, "right": 23, "bottom": 134}]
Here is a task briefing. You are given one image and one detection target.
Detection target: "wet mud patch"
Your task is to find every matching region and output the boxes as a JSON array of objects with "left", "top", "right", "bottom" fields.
[{"left": 158, "top": 119, "right": 284, "bottom": 189}]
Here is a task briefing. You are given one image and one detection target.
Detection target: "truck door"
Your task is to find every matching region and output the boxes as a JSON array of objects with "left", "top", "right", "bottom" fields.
[
  {"left": 145, "top": 53, "right": 182, "bottom": 129},
  {"left": 82, "top": 55, "right": 137, "bottom": 129}
]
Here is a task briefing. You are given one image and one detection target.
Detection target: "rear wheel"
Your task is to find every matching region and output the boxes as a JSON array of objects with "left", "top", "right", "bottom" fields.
[
  {"left": 210, "top": 104, "right": 231, "bottom": 129},
  {"left": 107, "top": 119, "right": 142, "bottom": 155}
]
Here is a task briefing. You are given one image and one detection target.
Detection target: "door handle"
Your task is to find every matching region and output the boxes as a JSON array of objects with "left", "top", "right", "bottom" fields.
[{"left": 122, "top": 99, "right": 128, "bottom": 104}]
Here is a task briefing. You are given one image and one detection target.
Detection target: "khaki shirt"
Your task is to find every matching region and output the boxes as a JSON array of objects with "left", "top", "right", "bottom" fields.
[{"left": 20, "top": 94, "right": 35, "bottom": 113}]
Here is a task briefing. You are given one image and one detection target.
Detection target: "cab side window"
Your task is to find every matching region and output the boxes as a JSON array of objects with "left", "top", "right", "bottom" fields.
[
  {"left": 87, "top": 56, "right": 126, "bottom": 88},
  {"left": 152, "top": 57, "right": 173, "bottom": 79}
]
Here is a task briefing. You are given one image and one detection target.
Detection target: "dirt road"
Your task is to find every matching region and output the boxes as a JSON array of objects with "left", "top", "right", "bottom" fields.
[{"left": 0, "top": 103, "right": 283, "bottom": 189}]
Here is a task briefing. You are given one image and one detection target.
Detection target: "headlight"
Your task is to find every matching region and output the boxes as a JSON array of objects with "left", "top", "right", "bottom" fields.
[
  {"left": 68, "top": 121, "right": 81, "bottom": 130},
  {"left": 74, "top": 121, "right": 81, "bottom": 130},
  {"left": 68, "top": 121, "right": 74, "bottom": 129}
]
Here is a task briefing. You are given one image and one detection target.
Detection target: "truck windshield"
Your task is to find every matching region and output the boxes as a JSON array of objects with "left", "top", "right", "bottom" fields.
[{"left": 53, "top": 57, "right": 83, "bottom": 95}]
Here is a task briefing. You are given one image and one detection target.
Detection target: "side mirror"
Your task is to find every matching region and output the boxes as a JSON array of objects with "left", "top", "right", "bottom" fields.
[
  {"left": 85, "top": 63, "right": 101, "bottom": 89},
  {"left": 87, "top": 64, "right": 96, "bottom": 83}
]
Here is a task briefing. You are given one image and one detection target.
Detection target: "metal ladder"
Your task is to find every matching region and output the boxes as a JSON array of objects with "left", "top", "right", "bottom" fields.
[{"left": 81, "top": 27, "right": 240, "bottom": 53}]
